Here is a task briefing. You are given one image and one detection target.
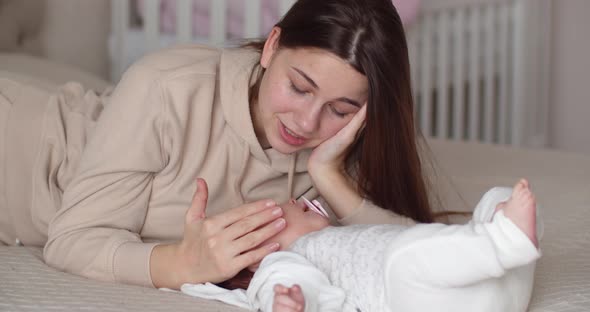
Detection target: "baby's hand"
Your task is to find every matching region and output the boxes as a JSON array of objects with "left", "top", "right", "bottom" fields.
[{"left": 272, "top": 284, "right": 305, "bottom": 312}]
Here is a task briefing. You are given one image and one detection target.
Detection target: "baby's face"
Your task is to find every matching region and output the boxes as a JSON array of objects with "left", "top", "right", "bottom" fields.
[
  {"left": 263, "top": 200, "right": 330, "bottom": 251},
  {"left": 247, "top": 200, "right": 330, "bottom": 272}
]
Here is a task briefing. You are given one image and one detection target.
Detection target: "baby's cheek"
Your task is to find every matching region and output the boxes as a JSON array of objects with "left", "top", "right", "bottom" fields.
[{"left": 278, "top": 229, "right": 302, "bottom": 250}]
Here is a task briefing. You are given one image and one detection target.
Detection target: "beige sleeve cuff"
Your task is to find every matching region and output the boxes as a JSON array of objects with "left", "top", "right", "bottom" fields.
[
  {"left": 337, "top": 199, "right": 417, "bottom": 226},
  {"left": 113, "top": 241, "right": 161, "bottom": 288}
]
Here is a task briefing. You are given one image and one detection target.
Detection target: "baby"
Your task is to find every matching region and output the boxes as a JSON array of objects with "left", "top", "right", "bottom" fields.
[{"left": 182, "top": 179, "right": 541, "bottom": 312}]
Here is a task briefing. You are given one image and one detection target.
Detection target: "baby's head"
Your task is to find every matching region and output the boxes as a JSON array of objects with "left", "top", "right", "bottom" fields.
[
  {"left": 248, "top": 200, "right": 330, "bottom": 272},
  {"left": 247, "top": 199, "right": 330, "bottom": 272},
  {"left": 269, "top": 199, "right": 331, "bottom": 250}
]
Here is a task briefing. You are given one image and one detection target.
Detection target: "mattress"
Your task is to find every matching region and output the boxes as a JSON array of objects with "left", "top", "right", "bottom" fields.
[
  {"left": 0, "top": 247, "right": 246, "bottom": 311},
  {"left": 1, "top": 138, "right": 589, "bottom": 311}
]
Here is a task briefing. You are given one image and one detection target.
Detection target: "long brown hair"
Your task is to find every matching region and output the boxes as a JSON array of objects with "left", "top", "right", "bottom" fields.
[{"left": 245, "top": 0, "right": 435, "bottom": 223}]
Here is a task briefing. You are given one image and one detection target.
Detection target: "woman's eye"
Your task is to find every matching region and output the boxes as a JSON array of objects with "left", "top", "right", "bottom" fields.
[
  {"left": 290, "top": 82, "right": 306, "bottom": 95},
  {"left": 329, "top": 104, "right": 348, "bottom": 118}
]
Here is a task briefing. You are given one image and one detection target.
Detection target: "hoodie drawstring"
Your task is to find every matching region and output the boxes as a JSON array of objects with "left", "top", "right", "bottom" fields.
[
  {"left": 287, "top": 152, "right": 297, "bottom": 201},
  {"left": 234, "top": 145, "right": 250, "bottom": 204},
  {"left": 235, "top": 145, "right": 298, "bottom": 205}
]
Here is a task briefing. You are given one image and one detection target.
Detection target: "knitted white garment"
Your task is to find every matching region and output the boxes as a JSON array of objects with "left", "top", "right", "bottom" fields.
[
  {"left": 289, "top": 187, "right": 541, "bottom": 312},
  {"left": 290, "top": 224, "right": 405, "bottom": 312}
]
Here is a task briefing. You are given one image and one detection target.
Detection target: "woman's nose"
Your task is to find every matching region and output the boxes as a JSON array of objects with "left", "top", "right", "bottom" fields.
[{"left": 296, "top": 105, "right": 321, "bottom": 134}]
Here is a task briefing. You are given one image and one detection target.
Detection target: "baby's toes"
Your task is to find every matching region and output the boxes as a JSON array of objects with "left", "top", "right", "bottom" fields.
[
  {"left": 514, "top": 179, "right": 528, "bottom": 193},
  {"left": 520, "top": 189, "right": 536, "bottom": 207}
]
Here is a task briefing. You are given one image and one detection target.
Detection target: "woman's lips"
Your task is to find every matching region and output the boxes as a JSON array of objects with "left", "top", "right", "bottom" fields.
[{"left": 278, "top": 120, "right": 307, "bottom": 146}]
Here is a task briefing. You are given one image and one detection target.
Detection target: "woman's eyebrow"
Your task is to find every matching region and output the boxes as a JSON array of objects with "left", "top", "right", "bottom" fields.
[
  {"left": 336, "top": 97, "right": 361, "bottom": 108},
  {"left": 291, "top": 67, "right": 361, "bottom": 107},
  {"left": 292, "top": 67, "right": 319, "bottom": 90}
]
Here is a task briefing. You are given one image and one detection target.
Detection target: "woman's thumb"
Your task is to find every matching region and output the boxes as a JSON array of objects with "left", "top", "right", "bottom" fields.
[{"left": 186, "top": 178, "right": 208, "bottom": 224}]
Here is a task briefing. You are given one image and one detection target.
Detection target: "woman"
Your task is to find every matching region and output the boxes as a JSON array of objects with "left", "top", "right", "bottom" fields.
[{"left": 0, "top": 0, "right": 432, "bottom": 290}]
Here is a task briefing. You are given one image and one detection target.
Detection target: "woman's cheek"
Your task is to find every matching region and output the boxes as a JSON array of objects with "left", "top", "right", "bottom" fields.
[
  {"left": 321, "top": 122, "right": 346, "bottom": 141},
  {"left": 267, "top": 86, "right": 290, "bottom": 112}
]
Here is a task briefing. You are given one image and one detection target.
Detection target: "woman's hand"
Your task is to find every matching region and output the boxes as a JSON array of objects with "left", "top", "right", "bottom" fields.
[
  {"left": 307, "top": 105, "right": 366, "bottom": 219},
  {"left": 150, "top": 178, "right": 285, "bottom": 289},
  {"left": 273, "top": 284, "right": 305, "bottom": 312},
  {"left": 308, "top": 104, "right": 366, "bottom": 177}
]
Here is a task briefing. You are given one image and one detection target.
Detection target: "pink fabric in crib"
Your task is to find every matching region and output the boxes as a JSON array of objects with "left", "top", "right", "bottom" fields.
[
  {"left": 394, "top": 0, "right": 421, "bottom": 25},
  {"left": 136, "top": 0, "right": 420, "bottom": 39},
  {"left": 136, "top": 0, "right": 278, "bottom": 39}
]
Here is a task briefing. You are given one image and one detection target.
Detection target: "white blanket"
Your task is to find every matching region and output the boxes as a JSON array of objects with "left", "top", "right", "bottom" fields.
[{"left": 181, "top": 251, "right": 346, "bottom": 311}]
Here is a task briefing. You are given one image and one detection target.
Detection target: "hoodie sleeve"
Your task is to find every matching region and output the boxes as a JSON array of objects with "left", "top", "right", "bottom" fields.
[
  {"left": 44, "top": 61, "right": 170, "bottom": 288},
  {"left": 337, "top": 199, "right": 417, "bottom": 226}
]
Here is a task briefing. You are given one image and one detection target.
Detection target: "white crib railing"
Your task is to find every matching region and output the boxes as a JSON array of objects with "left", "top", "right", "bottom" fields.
[
  {"left": 408, "top": 0, "right": 550, "bottom": 146},
  {"left": 110, "top": 0, "right": 296, "bottom": 82},
  {"left": 109, "top": 0, "right": 550, "bottom": 147}
]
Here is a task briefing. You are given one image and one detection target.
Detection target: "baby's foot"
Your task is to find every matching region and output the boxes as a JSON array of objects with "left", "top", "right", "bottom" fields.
[{"left": 495, "top": 179, "right": 538, "bottom": 247}]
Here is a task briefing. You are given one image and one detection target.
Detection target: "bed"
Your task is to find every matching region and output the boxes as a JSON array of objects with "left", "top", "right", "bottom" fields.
[
  {"left": 1, "top": 135, "right": 589, "bottom": 311},
  {"left": 1, "top": 0, "right": 589, "bottom": 311}
]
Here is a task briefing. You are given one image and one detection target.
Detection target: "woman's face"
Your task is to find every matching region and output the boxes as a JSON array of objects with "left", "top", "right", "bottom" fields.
[{"left": 253, "top": 27, "right": 369, "bottom": 153}]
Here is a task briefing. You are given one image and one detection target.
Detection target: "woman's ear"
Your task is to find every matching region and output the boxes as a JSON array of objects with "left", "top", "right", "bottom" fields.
[{"left": 260, "top": 27, "right": 281, "bottom": 69}]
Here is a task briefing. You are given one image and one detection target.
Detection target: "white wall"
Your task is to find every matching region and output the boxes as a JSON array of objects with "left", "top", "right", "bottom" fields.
[{"left": 548, "top": 0, "right": 590, "bottom": 155}]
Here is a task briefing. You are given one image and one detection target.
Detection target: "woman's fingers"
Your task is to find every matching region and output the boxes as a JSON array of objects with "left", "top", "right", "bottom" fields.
[
  {"left": 179, "top": 178, "right": 287, "bottom": 283},
  {"left": 210, "top": 198, "right": 279, "bottom": 229},
  {"left": 223, "top": 204, "right": 284, "bottom": 241},
  {"left": 230, "top": 216, "right": 286, "bottom": 255},
  {"left": 234, "top": 241, "right": 280, "bottom": 271},
  {"left": 185, "top": 178, "right": 208, "bottom": 224},
  {"left": 324, "top": 103, "right": 366, "bottom": 149},
  {"left": 308, "top": 104, "right": 367, "bottom": 172},
  {"left": 340, "top": 103, "right": 367, "bottom": 144}
]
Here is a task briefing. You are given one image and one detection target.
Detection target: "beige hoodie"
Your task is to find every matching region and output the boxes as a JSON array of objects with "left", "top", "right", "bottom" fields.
[{"left": 2, "top": 45, "right": 411, "bottom": 288}]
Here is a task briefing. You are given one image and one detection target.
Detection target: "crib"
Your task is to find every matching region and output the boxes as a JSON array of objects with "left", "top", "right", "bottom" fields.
[{"left": 109, "top": 0, "right": 551, "bottom": 147}]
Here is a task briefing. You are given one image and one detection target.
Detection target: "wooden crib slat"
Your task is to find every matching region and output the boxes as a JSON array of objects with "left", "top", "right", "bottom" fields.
[
  {"left": 419, "top": 14, "right": 434, "bottom": 137},
  {"left": 176, "top": 0, "right": 192, "bottom": 43},
  {"left": 210, "top": 0, "right": 227, "bottom": 45},
  {"left": 536, "top": 0, "right": 552, "bottom": 147},
  {"left": 407, "top": 24, "right": 420, "bottom": 99},
  {"left": 468, "top": 6, "right": 481, "bottom": 141},
  {"left": 110, "top": 0, "right": 130, "bottom": 82},
  {"left": 498, "top": 4, "right": 510, "bottom": 144},
  {"left": 244, "top": 0, "right": 262, "bottom": 38},
  {"left": 511, "top": 0, "right": 525, "bottom": 146},
  {"left": 483, "top": 4, "right": 496, "bottom": 143},
  {"left": 144, "top": 0, "right": 161, "bottom": 52},
  {"left": 437, "top": 11, "right": 451, "bottom": 138},
  {"left": 452, "top": 8, "right": 466, "bottom": 140}
]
